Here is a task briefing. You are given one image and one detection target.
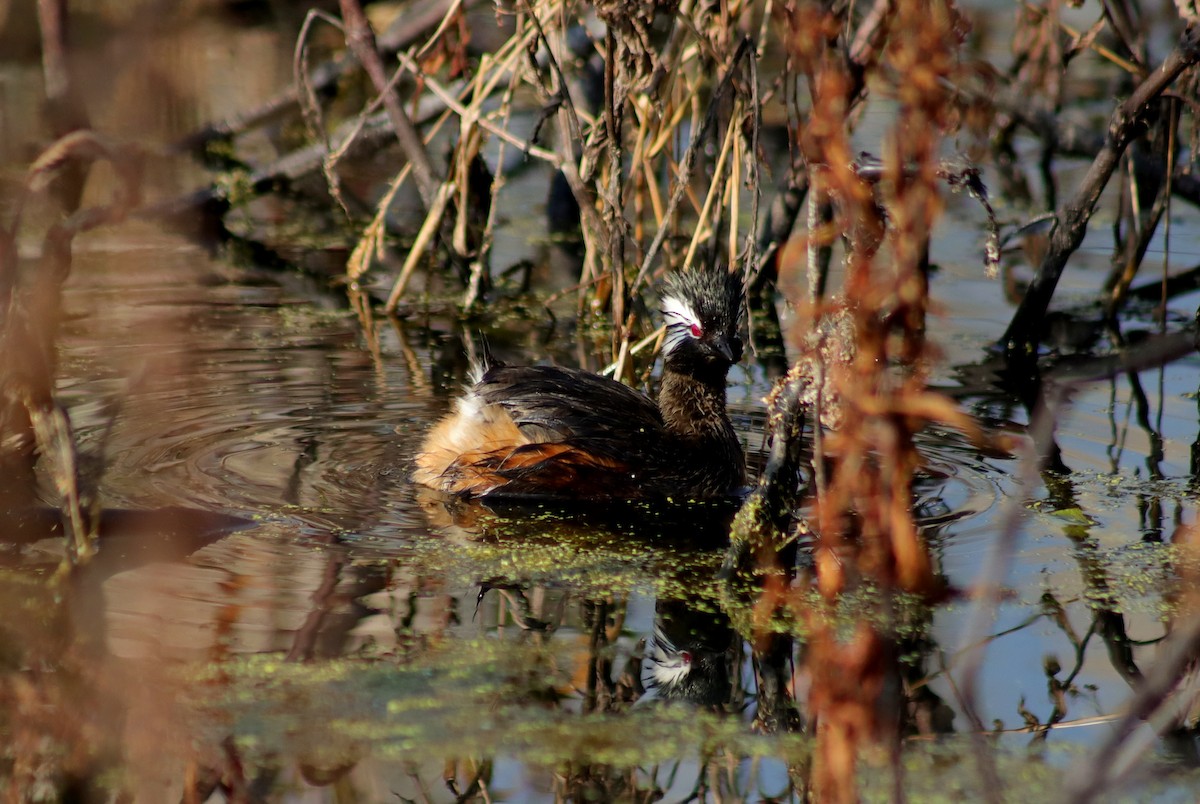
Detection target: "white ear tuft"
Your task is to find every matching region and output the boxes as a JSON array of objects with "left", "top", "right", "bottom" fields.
[
  {"left": 661, "top": 295, "right": 699, "bottom": 327},
  {"left": 661, "top": 295, "right": 702, "bottom": 355}
]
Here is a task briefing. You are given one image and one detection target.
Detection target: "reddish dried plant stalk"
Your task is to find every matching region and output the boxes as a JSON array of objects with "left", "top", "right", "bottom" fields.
[{"left": 775, "top": 0, "right": 982, "bottom": 799}]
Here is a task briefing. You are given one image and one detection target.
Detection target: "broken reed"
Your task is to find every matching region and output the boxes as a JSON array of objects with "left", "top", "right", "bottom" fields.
[{"left": 0, "top": 132, "right": 143, "bottom": 569}]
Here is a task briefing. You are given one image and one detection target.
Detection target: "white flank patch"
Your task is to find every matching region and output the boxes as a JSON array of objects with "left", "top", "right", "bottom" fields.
[
  {"left": 455, "top": 392, "right": 485, "bottom": 421},
  {"left": 445, "top": 392, "right": 489, "bottom": 446},
  {"left": 661, "top": 294, "right": 701, "bottom": 355}
]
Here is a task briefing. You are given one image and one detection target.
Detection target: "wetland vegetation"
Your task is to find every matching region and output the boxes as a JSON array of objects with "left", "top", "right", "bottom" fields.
[{"left": 1, "top": 0, "right": 1200, "bottom": 800}]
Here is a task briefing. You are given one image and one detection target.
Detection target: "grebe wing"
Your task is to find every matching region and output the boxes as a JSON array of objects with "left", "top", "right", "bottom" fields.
[{"left": 475, "top": 364, "right": 663, "bottom": 454}]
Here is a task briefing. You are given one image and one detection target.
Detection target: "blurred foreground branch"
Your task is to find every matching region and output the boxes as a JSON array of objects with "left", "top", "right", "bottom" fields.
[{"left": 0, "top": 132, "right": 142, "bottom": 566}]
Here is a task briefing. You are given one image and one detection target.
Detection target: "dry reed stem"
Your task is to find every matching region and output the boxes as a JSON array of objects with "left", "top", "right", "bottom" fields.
[
  {"left": 681, "top": 99, "right": 740, "bottom": 271},
  {"left": 729, "top": 124, "right": 741, "bottom": 271},
  {"left": 632, "top": 37, "right": 754, "bottom": 294},
  {"left": 386, "top": 181, "right": 457, "bottom": 312},
  {"left": 345, "top": 106, "right": 454, "bottom": 282},
  {"left": 394, "top": 46, "right": 558, "bottom": 164},
  {"left": 325, "top": 0, "right": 768, "bottom": 366},
  {"left": 346, "top": 21, "right": 539, "bottom": 288}
]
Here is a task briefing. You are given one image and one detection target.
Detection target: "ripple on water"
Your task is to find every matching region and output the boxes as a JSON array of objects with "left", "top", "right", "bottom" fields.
[{"left": 915, "top": 427, "right": 1007, "bottom": 532}]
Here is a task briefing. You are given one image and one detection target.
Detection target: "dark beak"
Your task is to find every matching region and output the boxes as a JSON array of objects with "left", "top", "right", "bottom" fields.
[{"left": 713, "top": 335, "right": 741, "bottom": 364}]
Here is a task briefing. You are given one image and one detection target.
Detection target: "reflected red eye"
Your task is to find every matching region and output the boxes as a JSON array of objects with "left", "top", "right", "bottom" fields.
[{"left": 689, "top": 323, "right": 702, "bottom": 338}]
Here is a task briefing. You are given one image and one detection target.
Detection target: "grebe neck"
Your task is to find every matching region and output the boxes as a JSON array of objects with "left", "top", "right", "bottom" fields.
[{"left": 658, "top": 366, "right": 731, "bottom": 436}]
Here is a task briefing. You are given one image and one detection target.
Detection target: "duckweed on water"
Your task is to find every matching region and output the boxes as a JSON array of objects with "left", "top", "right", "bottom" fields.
[
  {"left": 1031, "top": 538, "right": 1183, "bottom": 618},
  {"left": 181, "top": 644, "right": 1190, "bottom": 802},
  {"left": 407, "top": 514, "right": 729, "bottom": 600},
  {"left": 184, "top": 644, "right": 797, "bottom": 767}
]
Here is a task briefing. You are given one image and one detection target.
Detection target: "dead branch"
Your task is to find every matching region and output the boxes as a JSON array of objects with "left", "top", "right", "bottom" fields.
[
  {"left": 1001, "top": 23, "right": 1200, "bottom": 363},
  {"left": 518, "top": 2, "right": 607, "bottom": 294},
  {"left": 139, "top": 110, "right": 401, "bottom": 225},
  {"left": 174, "top": 0, "right": 470, "bottom": 153},
  {"left": 986, "top": 89, "right": 1200, "bottom": 212},
  {"left": 339, "top": 0, "right": 442, "bottom": 210}
]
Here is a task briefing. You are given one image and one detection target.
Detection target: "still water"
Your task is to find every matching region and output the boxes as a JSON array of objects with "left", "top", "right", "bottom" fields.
[{"left": 4, "top": 2, "right": 1200, "bottom": 801}]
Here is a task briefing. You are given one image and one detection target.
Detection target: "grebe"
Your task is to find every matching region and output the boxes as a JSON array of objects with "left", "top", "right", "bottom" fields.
[{"left": 413, "top": 267, "right": 745, "bottom": 501}]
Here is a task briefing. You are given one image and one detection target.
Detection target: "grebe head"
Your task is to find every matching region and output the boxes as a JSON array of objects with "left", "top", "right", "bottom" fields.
[{"left": 660, "top": 266, "right": 744, "bottom": 371}]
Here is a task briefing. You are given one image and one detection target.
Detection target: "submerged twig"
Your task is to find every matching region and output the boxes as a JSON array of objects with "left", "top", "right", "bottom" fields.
[
  {"left": 1062, "top": 615, "right": 1200, "bottom": 802},
  {"left": 956, "top": 322, "right": 1198, "bottom": 797}
]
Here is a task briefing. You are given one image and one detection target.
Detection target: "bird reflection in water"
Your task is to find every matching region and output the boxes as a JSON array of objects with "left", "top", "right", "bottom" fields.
[{"left": 640, "top": 597, "right": 737, "bottom": 709}]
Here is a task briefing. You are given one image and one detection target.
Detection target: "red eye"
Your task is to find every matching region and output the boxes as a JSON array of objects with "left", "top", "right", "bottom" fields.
[{"left": 689, "top": 323, "right": 702, "bottom": 338}]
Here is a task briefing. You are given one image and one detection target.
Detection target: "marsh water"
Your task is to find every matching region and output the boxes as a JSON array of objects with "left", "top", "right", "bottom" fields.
[{"left": 4, "top": 2, "right": 1200, "bottom": 801}]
